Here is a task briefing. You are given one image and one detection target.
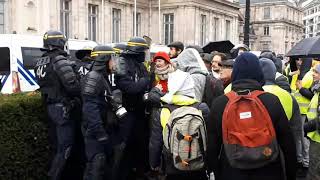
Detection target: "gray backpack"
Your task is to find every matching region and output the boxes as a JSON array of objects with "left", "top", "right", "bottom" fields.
[{"left": 162, "top": 104, "right": 207, "bottom": 171}]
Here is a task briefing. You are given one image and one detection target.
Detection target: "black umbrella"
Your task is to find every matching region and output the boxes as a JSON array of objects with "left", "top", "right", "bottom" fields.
[
  {"left": 286, "top": 36, "right": 320, "bottom": 58},
  {"left": 202, "top": 40, "right": 235, "bottom": 54}
]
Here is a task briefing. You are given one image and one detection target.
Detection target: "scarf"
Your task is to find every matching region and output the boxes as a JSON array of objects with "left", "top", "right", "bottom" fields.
[{"left": 154, "top": 64, "right": 174, "bottom": 80}]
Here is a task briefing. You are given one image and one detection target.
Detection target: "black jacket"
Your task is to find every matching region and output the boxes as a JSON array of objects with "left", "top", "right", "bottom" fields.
[
  {"left": 202, "top": 74, "right": 224, "bottom": 108},
  {"left": 207, "top": 79, "right": 297, "bottom": 180},
  {"left": 115, "top": 54, "right": 150, "bottom": 110},
  {"left": 275, "top": 73, "right": 291, "bottom": 93}
]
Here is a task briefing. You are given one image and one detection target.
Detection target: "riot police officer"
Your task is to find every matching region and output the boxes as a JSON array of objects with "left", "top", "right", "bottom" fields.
[
  {"left": 114, "top": 37, "right": 150, "bottom": 179},
  {"left": 81, "top": 45, "right": 128, "bottom": 180},
  {"left": 108, "top": 43, "right": 127, "bottom": 90},
  {"left": 34, "top": 30, "right": 80, "bottom": 180},
  {"left": 74, "top": 47, "right": 94, "bottom": 79}
]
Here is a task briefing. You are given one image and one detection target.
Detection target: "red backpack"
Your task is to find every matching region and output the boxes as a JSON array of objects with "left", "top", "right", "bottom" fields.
[{"left": 222, "top": 90, "right": 279, "bottom": 169}]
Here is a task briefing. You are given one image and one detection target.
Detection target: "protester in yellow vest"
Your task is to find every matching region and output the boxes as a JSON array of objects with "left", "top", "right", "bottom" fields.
[
  {"left": 260, "top": 58, "right": 303, "bottom": 168},
  {"left": 288, "top": 57, "right": 313, "bottom": 177},
  {"left": 304, "top": 64, "right": 320, "bottom": 180}
]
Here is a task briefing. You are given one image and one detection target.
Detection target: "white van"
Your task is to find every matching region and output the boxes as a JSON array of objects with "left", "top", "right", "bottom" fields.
[{"left": 0, "top": 34, "right": 97, "bottom": 94}]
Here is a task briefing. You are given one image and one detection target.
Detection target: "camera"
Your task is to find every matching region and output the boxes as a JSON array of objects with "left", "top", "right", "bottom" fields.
[{"left": 114, "top": 104, "right": 127, "bottom": 119}]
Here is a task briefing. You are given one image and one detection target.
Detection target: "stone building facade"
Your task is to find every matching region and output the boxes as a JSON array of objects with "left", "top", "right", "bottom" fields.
[
  {"left": 239, "top": 0, "right": 304, "bottom": 55},
  {"left": 303, "top": 0, "right": 320, "bottom": 38},
  {"left": 0, "top": 0, "right": 240, "bottom": 46}
]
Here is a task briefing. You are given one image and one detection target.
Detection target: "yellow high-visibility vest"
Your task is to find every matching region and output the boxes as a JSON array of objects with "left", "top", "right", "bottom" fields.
[
  {"left": 292, "top": 71, "right": 313, "bottom": 114},
  {"left": 263, "top": 85, "right": 293, "bottom": 120},
  {"left": 306, "top": 92, "right": 320, "bottom": 143}
]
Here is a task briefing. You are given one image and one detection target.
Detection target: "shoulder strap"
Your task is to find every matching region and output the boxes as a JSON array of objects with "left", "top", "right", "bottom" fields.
[
  {"left": 250, "top": 90, "right": 266, "bottom": 98},
  {"left": 225, "top": 90, "right": 265, "bottom": 100}
]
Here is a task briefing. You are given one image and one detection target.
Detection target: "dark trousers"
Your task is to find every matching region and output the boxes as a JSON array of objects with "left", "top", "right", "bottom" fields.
[
  {"left": 113, "top": 110, "right": 150, "bottom": 180},
  {"left": 47, "top": 103, "right": 75, "bottom": 180}
]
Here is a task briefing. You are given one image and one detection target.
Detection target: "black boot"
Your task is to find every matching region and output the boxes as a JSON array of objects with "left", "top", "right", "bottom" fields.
[{"left": 83, "top": 153, "right": 106, "bottom": 180}]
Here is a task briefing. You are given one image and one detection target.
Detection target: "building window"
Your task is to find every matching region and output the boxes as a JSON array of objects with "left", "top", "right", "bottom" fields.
[
  {"left": 285, "top": 42, "right": 288, "bottom": 53},
  {"left": 112, "top": 8, "right": 121, "bottom": 43},
  {"left": 0, "top": 1, "right": 4, "bottom": 33},
  {"left": 291, "top": 42, "right": 295, "bottom": 48},
  {"left": 264, "top": 7, "right": 271, "bottom": 19},
  {"left": 225, "top": 20, "right": 231, "bottom": 40},
  {"left": 213, "top": 17, "right": 219, "bottom": 41},
  {"left": 60, "top": 0, "right": 71, "bottom": 38},
  {"left": 132, "top": 12, "right": 141, "bottom": 36},
  {"left": 88, "top": 4, "right": 98, "bottom": 41},
  {"left": 264, "top": 26, "right": 270, "bottom": 36},
  {"left": 163, "top": 13, "right": 174, "bottom": 45},
  {"left": 200, "top": 15, "right": 206, "bottom": 46}
]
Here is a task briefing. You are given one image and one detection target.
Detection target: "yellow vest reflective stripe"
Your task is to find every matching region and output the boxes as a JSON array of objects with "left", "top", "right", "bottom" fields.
[
  {"left": 306, "top": 92, "right": 320, "bottom": 143},
  {"left": 292, "top": 71, "right": 313, "bottom": 114},
  {"left": 224, "top": 83, "right": 232, "bottom": 94},
  {"left": 263, "top": 85, "right": 293, "bottom": 120}
]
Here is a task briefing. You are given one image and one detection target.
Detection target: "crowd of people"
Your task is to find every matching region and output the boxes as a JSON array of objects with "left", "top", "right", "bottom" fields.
[{"left": 34, "top": 30, "right": 320, "bottom": 180}]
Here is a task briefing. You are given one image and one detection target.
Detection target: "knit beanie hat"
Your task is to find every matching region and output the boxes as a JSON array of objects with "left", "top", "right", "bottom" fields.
[
  {"left": 259, "top": 58, "right": 276, "bottom": 84},
  {"left": 231, "top": 52, "right": 264, "bottom": 84},
  {"left": 153, "top": 51, "right": 171, "bottom": 64}
]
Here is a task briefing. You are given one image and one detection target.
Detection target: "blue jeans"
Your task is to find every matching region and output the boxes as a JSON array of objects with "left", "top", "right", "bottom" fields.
[{"left": 296, "top": 115, "right": 310, "bottom": 167}]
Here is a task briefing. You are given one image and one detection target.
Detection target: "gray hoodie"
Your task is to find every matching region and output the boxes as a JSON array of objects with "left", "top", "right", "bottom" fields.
[{"left": 173, "top": 48, "right": 208, "bottom": 101}]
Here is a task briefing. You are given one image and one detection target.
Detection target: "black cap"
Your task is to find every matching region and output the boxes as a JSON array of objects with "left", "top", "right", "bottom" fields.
[
  {"left": 220, "top": 59, "right": 234, "bottom": 68},
  {"left": 167, "top": 41, "right": 184, "bottom": 51}
]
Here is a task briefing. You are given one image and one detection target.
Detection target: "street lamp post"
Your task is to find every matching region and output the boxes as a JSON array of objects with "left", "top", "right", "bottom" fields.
[
  {"left": 244, "top": 0, "right": 250, "bottom": 47},
  {"left": 159, "top": 0, "right": 161, "bottom": 44},
  {"left": 134, "top": 0, "right": 137, "bottom": 37}
]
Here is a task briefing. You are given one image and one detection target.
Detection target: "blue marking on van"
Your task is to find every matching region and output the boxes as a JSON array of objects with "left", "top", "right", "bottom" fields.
[
  {"left": 17, "top": 59, "right": 37, "bottom": 83},
  {"left": 1, "top": 75, "right": 8, "bottom": 87}
]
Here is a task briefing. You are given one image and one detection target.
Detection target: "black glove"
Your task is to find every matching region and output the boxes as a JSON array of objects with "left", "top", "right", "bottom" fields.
[
  {"left": 304, "top": 119, "right": 320, "bottom": 135},
  {"left": 144, "top": 87, "right": 165, "bottom": 107}
]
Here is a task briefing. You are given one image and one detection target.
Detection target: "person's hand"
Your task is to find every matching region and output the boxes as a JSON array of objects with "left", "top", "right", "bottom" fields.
[
  {"left": 289, "top": 70, "right": 300, "bottom": 76},
  {"left": 296, "top": 80, "right": 302, "bottom": 90},
  {"left": 155, "top": 84, "right": 163, "bottom": 91}
]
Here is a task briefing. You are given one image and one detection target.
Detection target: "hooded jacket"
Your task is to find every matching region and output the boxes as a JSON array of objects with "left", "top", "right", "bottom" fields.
[
  {"left": 260, "top": 58, "right": 303, "bottom": 154},
  {"left": 173, "top": 48, "right": 208, "bottom": 101},
  {"left": 160, "top": 69, "right": 195, "bottom": 104}
]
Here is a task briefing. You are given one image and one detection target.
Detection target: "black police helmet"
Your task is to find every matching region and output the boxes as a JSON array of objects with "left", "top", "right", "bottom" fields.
[
  {"left": 126, "top": 37, "right": 149, "bottom": 54},
  {"left": 91, "top": 45, "right": 114, "bottom": 62},
  {"left": 113, "top": 43, "right": 127, "bottom": 54},
  {"left": 75, "top": 46, "right": 93, "bottom": 60},
  {"left": 43, "top": 30, "right": 66, "bottom": 49},
  {"left": 91, "top": 45, "right": 114, "bottom": 71}
]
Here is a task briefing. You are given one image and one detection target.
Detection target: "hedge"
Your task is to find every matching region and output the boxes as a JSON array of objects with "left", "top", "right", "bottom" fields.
[{"left": 0, "top": 93, "right": 50, "bottom": 179}]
